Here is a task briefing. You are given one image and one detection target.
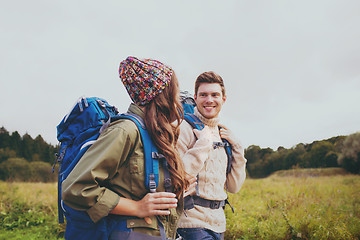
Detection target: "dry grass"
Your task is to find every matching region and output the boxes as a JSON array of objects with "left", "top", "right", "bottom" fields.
[{"left": 0, "top": 182, "right": 57, "bottom": 214}]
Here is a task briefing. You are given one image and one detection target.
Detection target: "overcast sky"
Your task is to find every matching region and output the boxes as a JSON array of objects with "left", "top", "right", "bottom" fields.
[{"left": 1, "top": 0, "right": 359, "bottom": 150}]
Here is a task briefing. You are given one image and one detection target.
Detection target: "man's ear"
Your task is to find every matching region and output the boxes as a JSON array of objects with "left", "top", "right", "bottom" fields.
[
  {"left": 194, "top": 93, "right": 199, "bottom": 108},
  {"left": 223, "top": 95, "right": 227, "bottom": 103}
]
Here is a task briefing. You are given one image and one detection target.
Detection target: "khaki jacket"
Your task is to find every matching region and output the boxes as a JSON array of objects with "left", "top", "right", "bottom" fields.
[{"left": 62, "top": 103, "right": 182, "bottom": 239}]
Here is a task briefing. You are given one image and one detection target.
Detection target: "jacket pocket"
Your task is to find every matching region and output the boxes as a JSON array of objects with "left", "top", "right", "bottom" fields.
[{"left": 127, "top": 217, "right": 158, "bottom": 230}]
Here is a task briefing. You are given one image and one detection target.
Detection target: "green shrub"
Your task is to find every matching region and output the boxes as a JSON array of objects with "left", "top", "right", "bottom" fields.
[
  {"left": 0, "top": 158, "right": 30, "bottom": 181},
  {"left": 29, "top": 161, "right": 57, "bottom": 182}
]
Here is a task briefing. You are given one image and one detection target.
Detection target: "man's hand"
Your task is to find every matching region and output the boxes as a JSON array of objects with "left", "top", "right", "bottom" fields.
[
  {"left": 184, "top": 176, "right": 197, "bottom": 197},
  {"left": 193, "top": 126, "right": 212, "bottom": 141},
  {"left": 218, "top": 124, "right": 239, "bottom": 146}
]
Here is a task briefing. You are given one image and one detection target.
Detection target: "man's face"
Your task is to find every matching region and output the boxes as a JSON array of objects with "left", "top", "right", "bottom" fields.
[{"left": 195, "top": 83, "right": 226, "bottom": 119}]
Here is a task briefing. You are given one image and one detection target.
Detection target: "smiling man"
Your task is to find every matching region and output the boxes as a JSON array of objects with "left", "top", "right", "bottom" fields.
[{"left": 177, "top": 71, "right": 247, "bottom": 240}]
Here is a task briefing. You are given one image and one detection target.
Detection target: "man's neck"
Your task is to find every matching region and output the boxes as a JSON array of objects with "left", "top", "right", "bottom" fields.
[{"left": 194, "top": 107, "right": 220, "bottom": 128}]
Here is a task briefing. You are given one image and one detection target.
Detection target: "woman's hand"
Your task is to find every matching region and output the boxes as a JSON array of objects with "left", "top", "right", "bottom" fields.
[
  {"left": 135, "top": 192, "right": 178, "bottom": 218},
  {"left": 110, "top": 192, "right": 177, "bottom": 219}
]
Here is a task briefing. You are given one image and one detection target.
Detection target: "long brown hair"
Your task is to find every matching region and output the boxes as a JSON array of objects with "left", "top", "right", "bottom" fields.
[{"left": 144, "top": 73, "right": 189, "bottom": 196}]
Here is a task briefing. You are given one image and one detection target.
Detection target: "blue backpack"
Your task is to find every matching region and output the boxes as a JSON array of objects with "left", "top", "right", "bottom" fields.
[{"left": 54, "top": 97, "right": 170, "bottom": 239}]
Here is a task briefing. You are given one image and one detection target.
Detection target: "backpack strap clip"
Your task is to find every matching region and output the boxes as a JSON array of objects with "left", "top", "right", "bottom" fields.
[
  {"left": 225, "top": 198, "right": 235, "bottom": 213},
  {"left": 152, "top": 152, "right": 165, "bottom": 159},
  {"left": 213, "top": 141, "right": 229, "bottom": 149},
  {"left": 161, "top": 160, "right": 172, "bottom": 193},
  {"left": 52, "top": 146, "right": 67, "bottom": 173},
  {"left": 149, "top": 173, "right": 157, "bottom": 193},
  {"left": 184, "top": 195, "right": 226, "bottom": 210}
]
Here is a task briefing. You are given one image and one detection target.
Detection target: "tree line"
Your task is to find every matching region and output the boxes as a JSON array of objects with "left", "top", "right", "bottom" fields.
[
  {"left": 0, "top": 127, "right": 58, "bottom": 182},
  {"left": 0, "top": 126, "right": 359, "bottom": 181},
  {"left": 245, "top": 133, "right": 360, "bottom": 178}
]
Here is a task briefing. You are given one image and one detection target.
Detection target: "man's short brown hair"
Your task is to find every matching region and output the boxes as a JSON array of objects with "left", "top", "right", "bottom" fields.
[{"left": 195, "top": 71, "right": 226, "bottom": 96}]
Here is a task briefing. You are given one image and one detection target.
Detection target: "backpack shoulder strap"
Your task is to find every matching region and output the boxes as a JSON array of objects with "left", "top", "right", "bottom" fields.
[
  {"left": 183, "top": 113, "right": 204, "bottom": 130},
  {"left": 219, "top": 126, "right": 233, "bottom": 174},
  {"left": 224, "top": 140, "right": 233, "bottom": 174},
  {"left": 118, "top": 113, "right": 171, "bottom": 240},
  {"left": 111, "top": 113, "right": 160, "bottom": 193}
]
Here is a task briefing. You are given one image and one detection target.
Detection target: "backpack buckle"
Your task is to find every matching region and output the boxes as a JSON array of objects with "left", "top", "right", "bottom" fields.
[
  {"left": 149, "top": 173, "right": 157, "bottom": 193},
  {"left": 164, "top": 178, "right": 172, "bottom": 191},
  {"left": 210, "top": 201, "right": 220, "bottom": 209},
  {"left": 184, "top": 195, "right": 195, "bottom": 210},
  {"left": 152, "top": 152, "right": 165, "bottom": 159},
  {"left": 213, "top": 142, "right": 224, "bottom": 149}
]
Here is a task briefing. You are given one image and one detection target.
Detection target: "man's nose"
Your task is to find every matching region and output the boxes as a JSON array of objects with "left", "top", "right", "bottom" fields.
[{"left": 205, "top": 96, "right": 214, "bottom": 102}]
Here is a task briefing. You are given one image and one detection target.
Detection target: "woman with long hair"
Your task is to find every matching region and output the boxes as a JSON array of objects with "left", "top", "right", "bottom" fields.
[{"left": 62, "top": 56, "right": 191, "bottom": 240}]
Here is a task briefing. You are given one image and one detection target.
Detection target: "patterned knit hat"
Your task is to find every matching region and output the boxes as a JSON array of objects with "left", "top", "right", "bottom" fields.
[{"left": 119, "top": 56, "right": 173, "bottom": 106}]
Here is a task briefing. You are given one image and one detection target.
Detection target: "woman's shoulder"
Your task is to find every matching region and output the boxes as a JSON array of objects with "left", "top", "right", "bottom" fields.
[{"left": 103, "top": 118, "right": 140, "bottom": 139}]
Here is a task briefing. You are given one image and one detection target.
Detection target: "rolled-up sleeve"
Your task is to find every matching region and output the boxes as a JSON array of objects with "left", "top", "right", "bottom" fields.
[{"left": 62, "top": 123, "right": 135, "bottom": 223}]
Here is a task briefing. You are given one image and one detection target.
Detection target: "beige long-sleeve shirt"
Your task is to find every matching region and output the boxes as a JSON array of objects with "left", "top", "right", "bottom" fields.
[{"left": 177, "top": 108, "right": 247, "bottom": 233}]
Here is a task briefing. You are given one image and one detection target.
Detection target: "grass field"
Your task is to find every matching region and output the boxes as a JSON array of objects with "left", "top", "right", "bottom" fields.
[
  {"left": 0, "top": 168, "right": 359, "bottom": 240},
  {"left": 225, "top": 170, "right": 360, "bottom": 240},
  {"left": 0, "top": 182, "right": 63, "bottom": 240}
]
